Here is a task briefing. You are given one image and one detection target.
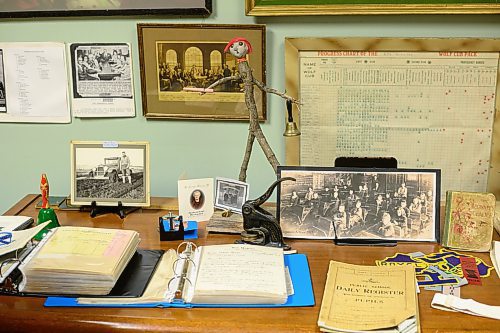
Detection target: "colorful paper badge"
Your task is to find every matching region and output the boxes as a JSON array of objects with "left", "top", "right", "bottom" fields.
[
  {"left": 376, "top": 249, "right": 493, "bottom": 287},
  {"left": 460, "top": 256, "right": 482, "bottom": 286}
]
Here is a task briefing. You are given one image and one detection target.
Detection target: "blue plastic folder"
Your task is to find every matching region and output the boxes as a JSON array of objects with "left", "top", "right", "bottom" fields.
[{"left": 44, "top": 253, "right": 315, "bottom": 308}]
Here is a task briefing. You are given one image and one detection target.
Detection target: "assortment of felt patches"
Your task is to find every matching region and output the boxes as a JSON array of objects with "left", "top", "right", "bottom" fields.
[{"left": 376, "top": 249, "right": 493, "bottom": 291}]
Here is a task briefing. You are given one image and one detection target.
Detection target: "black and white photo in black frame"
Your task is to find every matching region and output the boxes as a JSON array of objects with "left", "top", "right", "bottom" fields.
[
  {"left": 70, "top": 141, "right": 150, "bottom": 207},
  {"left": 277, "top": 166, "right": 440, "bottom": 242},
  {"left": 0, "top": 49, "right": 6, "bottom": 112},
  {"left": 214, "top": 177, "right": 249, "bottom": 214}
]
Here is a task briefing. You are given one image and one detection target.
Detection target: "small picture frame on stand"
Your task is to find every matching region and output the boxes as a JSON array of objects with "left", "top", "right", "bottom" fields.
[
  {"left": 214, "top": 177, "right": 249, "bottom": 214},
  {"left": 70, "top": 141, "right": 150, "bottom": 209}
]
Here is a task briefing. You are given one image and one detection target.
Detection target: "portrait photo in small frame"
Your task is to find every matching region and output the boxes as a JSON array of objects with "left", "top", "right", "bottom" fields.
[
  {"left": 277, "top": 166, "right": 440, "bottom": 242},
  {"left": 70, "top": 141, "right": 150, "bottom": 207},
  {"left": 214, "top": 177, "right": 249, "bottom": 214},
  {"left": 137, "top": 23, "right": 266, "bottom": 120}
]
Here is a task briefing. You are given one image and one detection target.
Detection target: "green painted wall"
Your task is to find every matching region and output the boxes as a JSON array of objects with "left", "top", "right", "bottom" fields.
[{"left": 0, "top": 1, "right": 499, "bottom": 214}]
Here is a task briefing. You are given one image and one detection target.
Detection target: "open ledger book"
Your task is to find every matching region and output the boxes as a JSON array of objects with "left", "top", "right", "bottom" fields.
[
  {"left": 318, "top": 261, "right": 419, "bottom": 333},
  {"left": 182, "top": 244, "right": 288, "bottom": 304},
  {"left": 75, "top": 243, "right": 289, "bottom": 306},
  {"left": 18, "top": 226, "right": 140, "bottom": 295}
]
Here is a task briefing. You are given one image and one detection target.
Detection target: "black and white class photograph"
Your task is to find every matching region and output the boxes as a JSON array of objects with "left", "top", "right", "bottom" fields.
[
  {"left": 278, "top": 167, "right": 440, "bottom": 242},
  {"left": 70, "top": 141, "right": 150, "bottom": 207},
  {"left": 215, "top": 177, "right": 249, "bottom": 214},
  {"left": 0, "top": 49, "right": 6, "bottom": 112}
]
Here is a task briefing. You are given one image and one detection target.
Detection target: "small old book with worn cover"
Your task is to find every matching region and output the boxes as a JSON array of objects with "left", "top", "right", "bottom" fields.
[
  {"left": 318, "top": 261, "right": 419, "bottom": 333},
  {"left": 443, "top": 191, "right": 496, "bottom": 252}
]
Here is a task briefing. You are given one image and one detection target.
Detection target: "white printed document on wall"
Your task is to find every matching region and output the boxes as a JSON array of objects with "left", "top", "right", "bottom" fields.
[{"left": 0, "top": 42, "right": 70, "bottom": 123}]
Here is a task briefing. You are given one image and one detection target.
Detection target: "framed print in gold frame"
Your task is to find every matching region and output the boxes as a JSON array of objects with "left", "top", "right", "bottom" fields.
[
  {"left": 246, "top": 0, "right": 500, "bottom": 16},
  {"left": 137, "top": 24, "right": 266, "bottom": 120}
]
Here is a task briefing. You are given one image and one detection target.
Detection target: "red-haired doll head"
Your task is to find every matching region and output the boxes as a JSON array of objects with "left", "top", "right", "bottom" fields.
[{"left": 224, "top": 37, "right": 252, "bottom": 59}]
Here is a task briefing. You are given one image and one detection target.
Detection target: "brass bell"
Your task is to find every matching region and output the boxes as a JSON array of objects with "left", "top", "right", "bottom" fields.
[
  {"left": 284, "top": 122, "right": 301, "bottom": 137},
  {"left": 283, "top": 99, "right": 301, "bottom": 137}
]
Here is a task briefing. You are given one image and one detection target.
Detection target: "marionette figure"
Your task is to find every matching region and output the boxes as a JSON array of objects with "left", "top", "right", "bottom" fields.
[
  {"left": 34, "top": 174, "right": 60, "bottom": 241},
  {"left": 189, "top": 37, "right": 300, "bottom": 182}
]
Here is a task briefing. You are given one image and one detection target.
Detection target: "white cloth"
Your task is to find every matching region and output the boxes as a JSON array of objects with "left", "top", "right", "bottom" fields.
[{"left": 431, "top": 293, "right": 500, "bottom": 320}]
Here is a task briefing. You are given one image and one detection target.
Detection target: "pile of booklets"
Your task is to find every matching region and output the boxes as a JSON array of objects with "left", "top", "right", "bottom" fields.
[
  {"left": 318, "top": 261, "right": 419, "bottom": 333},
  {"left": 0, "top": 215, "right": 34, "bottom": 231},
  {"left": 18, "top": 226, "right": 140, "bottom": 295}
]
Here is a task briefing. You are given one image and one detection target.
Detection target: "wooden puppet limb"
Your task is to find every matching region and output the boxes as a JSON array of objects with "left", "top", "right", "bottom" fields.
[
  {"left": 206, "top": 75, "right": 241, "bottom": 90},
  {"left": 252, "top": 126, "right": 280, "bottom": 174},
  {"left": 239, "top": 131, "right": 256, "bottom": 182},
  {"left": 253, "top": 78, "right": 301, "bottom": 109}
]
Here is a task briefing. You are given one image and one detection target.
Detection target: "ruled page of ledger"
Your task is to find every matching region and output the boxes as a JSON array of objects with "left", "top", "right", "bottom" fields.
[{"left": 299, "top": 51, "right": 499, "bottom": 196}]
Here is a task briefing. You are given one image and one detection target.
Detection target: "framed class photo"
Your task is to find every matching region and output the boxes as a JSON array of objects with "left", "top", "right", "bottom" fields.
[
  {"left": 214, "top": 177, "right": 249, "bottom": 214},
  {"left": 70, "top": 141, "right": 150, "bottom": 207},
  {"left": 277, "top": 166, "right": 440, "bottom": 242}
]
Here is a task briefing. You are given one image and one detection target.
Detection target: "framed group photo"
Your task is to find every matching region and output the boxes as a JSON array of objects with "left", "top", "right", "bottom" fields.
[
  {"left": 277, "top": 166, "right": 440, "bottom": 242},
  {"left": 70, "top": 141, "right": 150, "bottom": 207},
  {"left": 214, "top": 177, "right": 249, "bottom": 214},
  {"left": 137, "top": 23, "right": 266, "bottom": 120}
]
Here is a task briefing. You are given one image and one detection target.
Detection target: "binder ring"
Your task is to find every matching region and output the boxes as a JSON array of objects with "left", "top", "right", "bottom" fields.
[
  {"left": 0, "top": 258, "right": 20, "bottom": 278},
  {"left": 176, "top": 241, "right": 197, "bottom": 257},
  {"left": 167, "top": 274, "right": 193, "bottom": 290},
  {"left": 172, "top": 257, "right": 196, "bottom": 275}
]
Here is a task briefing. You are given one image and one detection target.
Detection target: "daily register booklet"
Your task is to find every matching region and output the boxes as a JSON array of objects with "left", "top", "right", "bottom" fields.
[
  {"left": 318, "top": 261, "right": 419, "bottom": 333},
  {"left": 45, "top": 243, "right": 315, "bottom": 308}
]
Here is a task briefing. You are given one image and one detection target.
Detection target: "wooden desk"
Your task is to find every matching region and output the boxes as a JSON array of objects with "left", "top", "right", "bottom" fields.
[{"left": 1, "top": 195, "right": 499, "bottom": 333}]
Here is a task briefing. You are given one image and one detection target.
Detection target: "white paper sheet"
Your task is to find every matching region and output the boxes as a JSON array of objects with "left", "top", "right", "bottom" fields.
[{"left": 0, "top": 42, "right": 70, "bottom": 123}]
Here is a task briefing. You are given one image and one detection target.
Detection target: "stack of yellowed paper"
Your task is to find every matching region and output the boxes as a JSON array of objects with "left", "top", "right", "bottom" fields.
[
  {"left": 19, "top": 226, "right": 139, "bottom": 295},
  {"left": 318, "top": 261, "right": 419, "bottom": 333}
]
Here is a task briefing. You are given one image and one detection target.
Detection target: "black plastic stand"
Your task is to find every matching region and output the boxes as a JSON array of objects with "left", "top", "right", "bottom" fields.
[
  {"left": 89, "top": 201, "right": 138, "bottom": 219},
  {"left": 333, "top": 238, "right": 397, "bottom": 246}
]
